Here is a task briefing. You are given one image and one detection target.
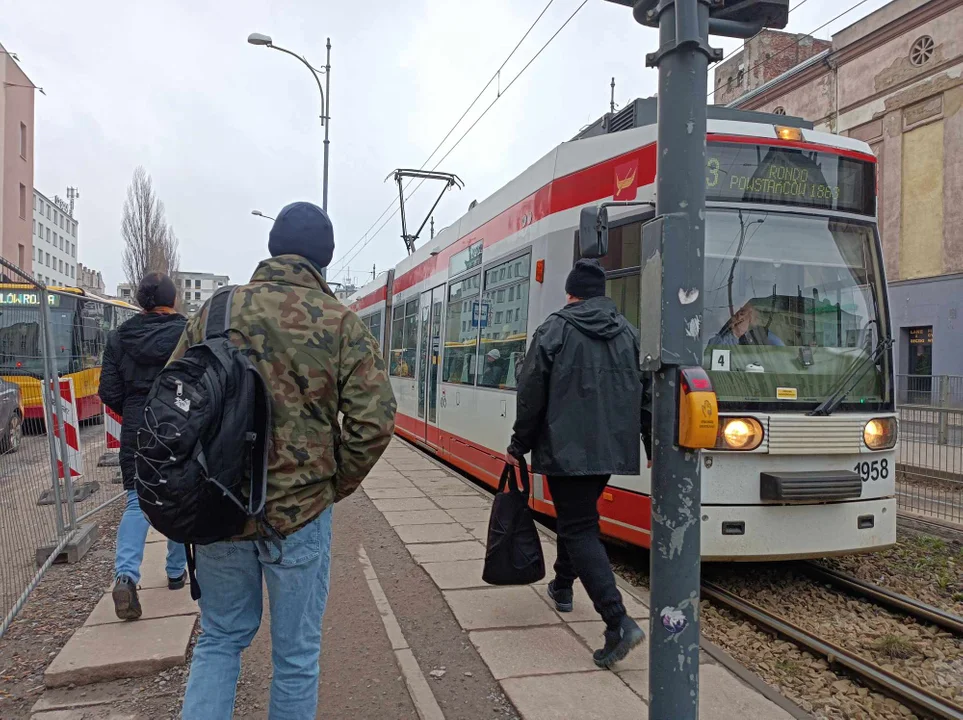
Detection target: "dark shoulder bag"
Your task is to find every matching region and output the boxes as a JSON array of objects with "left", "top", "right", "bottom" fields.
[{"left": 482, "top": 458, "right": 546, "bottom": 586}]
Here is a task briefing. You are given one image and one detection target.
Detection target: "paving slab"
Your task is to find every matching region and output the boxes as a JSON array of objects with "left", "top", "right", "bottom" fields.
[
  {"left": 618, "top": 669, "right": 648, "bottom": 701},
  {"left": 31, "top": 681, "right": 150, "bottom": 713},
  {"left": 415, "top": 479, "right": 481, "bottom": 496},
  {"left": 85, "top": 587, "right": 197, "bottom": 626},
  {"left": 395, "top": 523, "right": 473, "bottom": 544},
  {"left": 444, "top": 587, "right": 560, "bottom": 630},
  {"left": 31, "top": 710, "right": 140, "bottom": 720},
  {"left": 462, "top": 520, "right": 489, "bottom": 541},
  {"left": 407, "top": 540, "right": 486, "bottom": 563},
  {"left": 536, "top": 580, "right": 648, "bottom": 622},
  {"left": 45, "top": 615, "right": 196, "bottom": 688},
  {"left": 145, "top": 528, "right": 167, "bottom": 544},
  {"left": 405, "top": 470, "right": 457, "bottom": 482},
  {"left": 372, "top": 497, "right": 438, "bottom": 512},
  {"left": 699, "top": 664, "right": 794, "bottom": 720},
  {"left": 383, "top": 509, "right": 454, "bottom": 526},
  {"left": 432, "top": 494, "right": 490, "bottom": 509},
  {"left": 121, "top": 542, "right": 187, "bottom": 591},
  {"left": 568, "top": 621, "right": 648, "bottom": 671},
  {"left": 419, "top": 559, "right": 487, "bottom": 590},
  {"left": 470, "top": 626, "right": 599, "bottom": 679},
  {"left": 363, "top": 487, "right": 427, "bottom": 500},
  {"left": 501, "top": 671, "right": 647, "bottom": 719},
  {"left": 362, "top": 476, "right": 416, "bottom": 489},
  {"left": 446, "top": 506, "right": 491, "bottom": 523}
]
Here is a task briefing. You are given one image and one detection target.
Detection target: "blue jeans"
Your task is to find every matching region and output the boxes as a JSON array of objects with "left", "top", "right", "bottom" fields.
[
  {"left": 181, "top": 507, "right": 333, "bottom": 720},
  {"left": 115, "top": 489, "right": 186, "bottom": 583}
]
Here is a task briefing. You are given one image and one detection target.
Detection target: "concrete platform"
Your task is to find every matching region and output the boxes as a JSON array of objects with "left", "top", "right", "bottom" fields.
[{"left": 369, "top": 438, "right": 802, "bottom": 719}]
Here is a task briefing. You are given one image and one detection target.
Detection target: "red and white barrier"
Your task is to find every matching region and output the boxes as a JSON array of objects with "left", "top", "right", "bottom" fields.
[
  {"left": 42, "top": 377, "right": 84, "bottom": 479},
  {"left": 104, "top": 406, "right": 122, "bottom": 450}
]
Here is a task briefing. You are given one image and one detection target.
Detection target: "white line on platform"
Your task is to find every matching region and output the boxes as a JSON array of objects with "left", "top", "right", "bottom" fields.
[{"left": 358, "top": 543, "right": 446, "bottom": 720}]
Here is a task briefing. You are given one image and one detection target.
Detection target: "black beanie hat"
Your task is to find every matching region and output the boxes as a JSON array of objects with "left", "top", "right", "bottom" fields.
[
  {"left": 268, "top": 201, "right": 335, "bottom": 271},
  {"left": 565, "top": 259, "right": 606, "bottom": 299}
]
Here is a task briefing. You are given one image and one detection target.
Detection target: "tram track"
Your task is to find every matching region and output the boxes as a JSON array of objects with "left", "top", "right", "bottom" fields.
[{"left": 701, "top": 581, "right": 963, "bottom": 720}]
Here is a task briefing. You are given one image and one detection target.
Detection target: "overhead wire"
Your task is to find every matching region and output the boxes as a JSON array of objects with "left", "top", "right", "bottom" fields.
[{"left": 330, "top": 0, "right": 559, "bottom": 278}]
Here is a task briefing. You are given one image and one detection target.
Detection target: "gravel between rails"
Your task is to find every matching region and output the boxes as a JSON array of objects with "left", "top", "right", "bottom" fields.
[{"left": 610, "top": 527, "right": 963, "bottom": 720}]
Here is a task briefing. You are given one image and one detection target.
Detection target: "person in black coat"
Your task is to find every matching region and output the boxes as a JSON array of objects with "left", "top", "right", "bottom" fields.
[
  {"left": 98, "top": 273, "right": 188, "bottom": 620},
  {"left": 507, "top": 259, "right": 651, "bottom": 669}
]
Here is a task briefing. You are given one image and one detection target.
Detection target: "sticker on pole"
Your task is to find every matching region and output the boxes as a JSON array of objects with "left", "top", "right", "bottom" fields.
[{"left": 660, "top": 606, "right": 688, "bottom": 635}]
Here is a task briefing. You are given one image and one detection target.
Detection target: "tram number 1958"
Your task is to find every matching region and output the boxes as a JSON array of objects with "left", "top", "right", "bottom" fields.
[{"left": 854, "top": 459, "right": 889, "bottom": 482}]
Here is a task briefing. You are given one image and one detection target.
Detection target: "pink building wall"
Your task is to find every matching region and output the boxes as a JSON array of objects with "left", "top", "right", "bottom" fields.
[{"left": 0, "top": 48, "right": 35, "bottom": 277}]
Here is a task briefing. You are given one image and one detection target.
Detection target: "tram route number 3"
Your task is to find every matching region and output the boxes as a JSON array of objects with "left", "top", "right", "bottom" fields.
[{"left": 854, "top": 459, "right": 888, "bottom": 482}]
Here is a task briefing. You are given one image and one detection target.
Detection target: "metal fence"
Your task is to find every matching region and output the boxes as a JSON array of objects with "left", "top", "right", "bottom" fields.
[
  {"left": 896, "top": 375, "right": 963, "bottom": 526},
  {"left": 0, "top": 259, "right": 126, "bottom": 638}
]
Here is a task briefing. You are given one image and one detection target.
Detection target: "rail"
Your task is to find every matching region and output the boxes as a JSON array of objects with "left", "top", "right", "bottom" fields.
[{"left": 702, "top": 581, "right": 963, "bottom": 720}]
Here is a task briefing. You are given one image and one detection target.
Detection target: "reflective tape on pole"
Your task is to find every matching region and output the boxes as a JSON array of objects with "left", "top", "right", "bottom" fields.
[
  {"left": 104, "top": 406, "right": 122, "bottom": 450},
  {"left": 42, "top": 378, "right": 84, "bottom": 479}
]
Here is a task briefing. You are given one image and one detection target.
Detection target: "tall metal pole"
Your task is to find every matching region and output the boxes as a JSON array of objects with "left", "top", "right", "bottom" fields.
[
  {"left": 646, "top": 0, "right": 711, "bottom": 716},
  {"left": 322, "top": 37, "right": 331, "bottom": 214}
]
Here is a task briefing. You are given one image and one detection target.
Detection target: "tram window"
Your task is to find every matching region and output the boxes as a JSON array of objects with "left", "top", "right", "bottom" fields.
[
  {"left": 362, "top": 311, "right": 382, "bottom": 347},
  {"left": 444, "top": 275, "right": 480, "bottom": 385},
  {"left": 479, "top": 254, "right": 531, "bottom": 390},
  {"left": 389, "top": 299, "right": 418, "bottom": 378}
]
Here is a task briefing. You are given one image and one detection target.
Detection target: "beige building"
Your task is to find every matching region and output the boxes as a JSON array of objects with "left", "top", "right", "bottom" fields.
[
  {"left": 77, "top": 263, "right": 105, "bottom": 295},
  {"left": 717, "top": 0, "right": 963, "bottom": 377},
  {"left": 0, "top": 43, "right": 36, "bottom": 276}
]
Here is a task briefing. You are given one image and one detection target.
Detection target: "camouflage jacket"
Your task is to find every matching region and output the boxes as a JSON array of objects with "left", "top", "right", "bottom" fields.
[{"left": 169, "top": 254, "right": 397, "bottom": 536}]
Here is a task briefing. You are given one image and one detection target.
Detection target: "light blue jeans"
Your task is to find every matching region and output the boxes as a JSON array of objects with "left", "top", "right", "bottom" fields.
[
  {"left": 115, "top": 489, "right": 186, "bottom": 583},
  {"left": 181, "top": 507, "right": 333, "bottom": 720}
]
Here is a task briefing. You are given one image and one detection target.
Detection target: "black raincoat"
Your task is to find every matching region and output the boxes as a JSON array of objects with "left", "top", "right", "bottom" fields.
[
  {"left": 98, "top": 312, "right": 187, "bottom": 489},
  {"left": 508, "top": 296, "right": 652, "bottom": 476}
]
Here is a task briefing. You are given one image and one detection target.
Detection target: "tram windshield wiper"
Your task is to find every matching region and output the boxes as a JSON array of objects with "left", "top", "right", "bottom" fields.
[{"left": 808, "top": 338, "right": 893, "bottom": 417}]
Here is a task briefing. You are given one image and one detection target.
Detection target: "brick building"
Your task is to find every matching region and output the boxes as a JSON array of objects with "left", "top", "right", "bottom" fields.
[{"left": 716, "top": 0, "right": 963, "bottom": 380}]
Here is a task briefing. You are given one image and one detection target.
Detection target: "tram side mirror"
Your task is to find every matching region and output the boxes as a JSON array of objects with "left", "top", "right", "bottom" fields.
[{"left": 579, "top": 206, "right": 609, "bottom": 259}]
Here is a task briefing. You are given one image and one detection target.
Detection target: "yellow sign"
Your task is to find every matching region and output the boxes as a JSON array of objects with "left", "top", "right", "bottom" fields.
[
  {"left": 776, "top": 387, "right": 798, "bottom": 400},
  {"left": 678, "top": 368, "right": 719, "bottom": 449}
]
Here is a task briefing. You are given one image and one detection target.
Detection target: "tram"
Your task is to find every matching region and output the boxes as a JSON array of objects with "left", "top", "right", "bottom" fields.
[{"left": 348, "top": 100, "right": 896, "bottom": 559}]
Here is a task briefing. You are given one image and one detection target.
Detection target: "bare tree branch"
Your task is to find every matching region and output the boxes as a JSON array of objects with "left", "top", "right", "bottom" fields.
[{"left": 121, "top": 167, "right": 179, "bottom": 298}]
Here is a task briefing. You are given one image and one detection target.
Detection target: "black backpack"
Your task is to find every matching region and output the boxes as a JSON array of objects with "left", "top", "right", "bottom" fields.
[{"left": 134, "top": 286, "right": 280, "bottom": 599}]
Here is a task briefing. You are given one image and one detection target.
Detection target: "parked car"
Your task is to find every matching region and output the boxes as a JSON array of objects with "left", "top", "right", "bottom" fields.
[{"left": 0, "top": 378, "right": 23, "bottom": 454}]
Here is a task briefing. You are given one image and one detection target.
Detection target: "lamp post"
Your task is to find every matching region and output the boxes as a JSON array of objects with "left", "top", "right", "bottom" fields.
[
  {"left": 251, "top": 210, "right": 275, "bottom": 221},
  {"left": 248, "top": 33, "right": 331, "bottom": 214}
]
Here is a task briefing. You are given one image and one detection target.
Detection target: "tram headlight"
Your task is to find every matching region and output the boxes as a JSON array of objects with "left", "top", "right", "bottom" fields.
[
  {"left": 714, "top": 417, "right": 764, "bottom": 451},
  {"left": 863, "top": 417, "right": 897, "bottom": 450}
]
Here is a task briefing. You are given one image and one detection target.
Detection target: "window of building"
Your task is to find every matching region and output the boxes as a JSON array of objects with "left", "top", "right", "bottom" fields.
[
  {"left": 72, "top": 244, "right": 76, "bottom": 258},
  {"left": 37, "top": 248, "right": 42, "bottom": 263},
  {"left": 20, "top": 123, "right": 27, "bottom": 159},
  {"left": 196, "top": 280, "right": 202, "bottom": 289},
  {"left": 444, "top": 274, "right": 481, "bottom": 385},
  {"left": 18, "top": 244, "right": 25, "bottom": 268},
  {"left": 59, "top": 215, "right": 64, "bottom": 229},
  {"left": 389, "top": 298, "right": 419, "bottom": 378},
  {"left": 33, "top": 195, "right": 37, "bottom": 211},
  {"left": 184, "top": 292, "right": 190, "bottom": 301},
  {"left": 478, "top": 254, "right": 531, "bottom": 389},
  {"left": 45, "top": 253, "right": 50, "bottom": 267},
  {"left": 46, "top": 228, "right": 50, "bottom": 243},
  {"left": 71, "top": 266, "right": 75, "bottom": 279},
  {"left": 195, "top": 292, "right": 201, "bottom": 300},
  {"left": 910, "top": 35, "right": 935, "bottom": 67},
  {"left": 19, "top": 184, "right": 26, "bottom": 219},
  {"left": 32, "top": 219, "right": 36, "bottom": 235}
]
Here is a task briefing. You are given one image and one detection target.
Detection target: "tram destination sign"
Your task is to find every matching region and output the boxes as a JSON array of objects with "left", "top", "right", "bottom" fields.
[
  {"left": 0, "top": 291, "right": 61, "bottom": 307},
  {"left": 705, "top": 142, "right": 875, "bottom": 216}
]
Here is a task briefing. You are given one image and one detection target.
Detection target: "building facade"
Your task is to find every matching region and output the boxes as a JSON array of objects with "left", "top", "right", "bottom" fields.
[
  {"left": 175, "top": 271, "right": 229, "bottom": 315},
  {"left": 32, "top": 190, "right": 79, "bottom": 287},
  {"left": 717, "top": 0, "right": 963, "bottom": 379},
  {"left": 0, "top": 43, "right": 36, "bottom": 277},
  {"left": 77, "top": 262, "right": 105, "bottom": 295}
]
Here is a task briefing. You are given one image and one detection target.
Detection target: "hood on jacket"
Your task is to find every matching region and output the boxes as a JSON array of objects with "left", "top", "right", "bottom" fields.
[
  {"left": 555, "top": 295, "right": 629, "bottom": 340},
  {"left": 116, "top": 312, "right": 187, "bottom": 364}
]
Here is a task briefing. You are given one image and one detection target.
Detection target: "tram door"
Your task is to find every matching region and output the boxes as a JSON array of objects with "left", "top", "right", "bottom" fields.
[{"left": 416, "top": 285, "right": 445, "bottom": 448}]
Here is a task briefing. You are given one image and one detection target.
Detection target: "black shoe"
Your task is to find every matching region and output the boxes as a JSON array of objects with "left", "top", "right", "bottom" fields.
[
  {"left": 167, "top": 571, "right": 187, "bottom": 591},
  {"left": 547, "top": 581, "right": 574, "bottom": 613},
  {"left": 593, "top": 616, "right": 645, "bottom": 669},
  {"left": 112, "top": 576, "right": 142, "bottom": 620}
]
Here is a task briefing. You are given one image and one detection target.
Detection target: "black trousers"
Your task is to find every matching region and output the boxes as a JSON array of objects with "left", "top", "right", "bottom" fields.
[{"left": 547, "top": 475, "right": 626, "bottom": 629}]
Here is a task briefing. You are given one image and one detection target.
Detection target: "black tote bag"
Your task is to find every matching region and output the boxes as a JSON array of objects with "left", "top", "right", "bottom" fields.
[{"left": 482, "top": 459, "right": 546, "bottom": 586}]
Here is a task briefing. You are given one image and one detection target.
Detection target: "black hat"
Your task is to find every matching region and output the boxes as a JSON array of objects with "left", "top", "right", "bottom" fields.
[
  {"left": 565, "top": 259, "right": 606, "bottom": 299},
  {"left": 268, "top": 201, "right": 335, "bottom": 271}
]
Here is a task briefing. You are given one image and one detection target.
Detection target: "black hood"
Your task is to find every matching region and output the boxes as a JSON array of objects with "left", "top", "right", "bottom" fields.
[
  {"left": 555, "top": 296, "right": 628, "bottom": 340},
  {"left": 116, "top": 312, "right": 187, "bottom": 364}
]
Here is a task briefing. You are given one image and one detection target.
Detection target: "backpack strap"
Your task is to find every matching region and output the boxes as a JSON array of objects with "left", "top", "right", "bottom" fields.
[{"left": 203, "top": 286, "right": 238, "bottom": 340}]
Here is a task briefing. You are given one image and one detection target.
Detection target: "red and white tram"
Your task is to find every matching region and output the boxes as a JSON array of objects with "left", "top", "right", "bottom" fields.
[{"left": 348, "top": 100, "right": 897, "bottom": 560}]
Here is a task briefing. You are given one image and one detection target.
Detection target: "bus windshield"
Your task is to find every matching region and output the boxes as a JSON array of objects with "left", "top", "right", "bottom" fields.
[
  {"left": 702, "top": 209, "right": 888, "bottom": 410},
  {"left": 0, "top": 301, "right": 75, "bottom": 375}
]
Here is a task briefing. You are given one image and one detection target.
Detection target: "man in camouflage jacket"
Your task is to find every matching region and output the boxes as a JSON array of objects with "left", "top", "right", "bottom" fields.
[{"left": 179, "top": 202, "right": 396, "bottom": 720}]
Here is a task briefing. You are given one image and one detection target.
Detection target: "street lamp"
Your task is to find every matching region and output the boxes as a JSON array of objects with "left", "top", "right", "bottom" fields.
[
  {"left": 247, "top": 32, "right": 331, "bottom": 215},
  {"left": 251, "top": 210, "right": 275, "bottom": 221}
]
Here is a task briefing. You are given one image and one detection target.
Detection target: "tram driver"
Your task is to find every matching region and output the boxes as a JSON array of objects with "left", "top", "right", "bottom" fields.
[{"left": 708, "top": 301, "right": 785, "bottom": 347}]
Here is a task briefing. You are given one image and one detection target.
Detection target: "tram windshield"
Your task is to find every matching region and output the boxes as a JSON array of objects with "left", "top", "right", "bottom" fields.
[{"left": 702, "top": 209, "right": 889, "bottom": 410}]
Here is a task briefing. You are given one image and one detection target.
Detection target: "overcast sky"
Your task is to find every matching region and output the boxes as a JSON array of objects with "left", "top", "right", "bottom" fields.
[{"left": 1, "top": 0, "right": 888, "bottom": 293}]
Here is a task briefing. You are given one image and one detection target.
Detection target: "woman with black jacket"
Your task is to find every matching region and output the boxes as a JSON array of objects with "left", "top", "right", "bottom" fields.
[{"left": 98, "top": 273, "right": 187, "bottom": 620}]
